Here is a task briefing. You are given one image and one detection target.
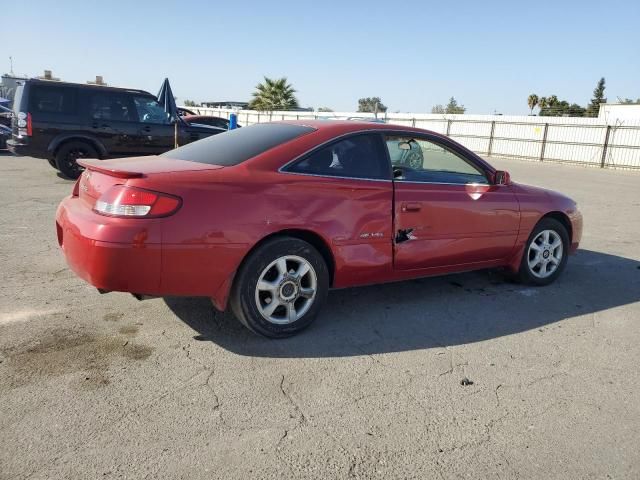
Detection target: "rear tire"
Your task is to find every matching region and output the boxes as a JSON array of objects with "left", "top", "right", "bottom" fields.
[
  {"left": 230, "top": 237, "right": 329, "bottom": 338},
  {"left": 55, "top": 141, "right": 98, "bottom": 179},
  {"left": 517, "top": 218, "right": 569, "bottom": 286}
]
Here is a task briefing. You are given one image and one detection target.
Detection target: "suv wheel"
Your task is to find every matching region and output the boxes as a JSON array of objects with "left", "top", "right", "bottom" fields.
[
  {"left": 230, "top": 237, "right": 329, "bottom": 338},
  {"left": 55, "top": 141, "right": 98, "bottom": 179}
]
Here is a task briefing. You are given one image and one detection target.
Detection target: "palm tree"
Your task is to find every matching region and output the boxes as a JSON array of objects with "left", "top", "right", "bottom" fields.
[
  {"left": 249, "top": 77, "right": 299, "bottom": 111},
  {"left": 527, "top": 94, "right": 539, "bottom": 115},
  {"left": 544, "top": 95, "right": 558, "bottom": 115},
  {"left": 538, "top": 97, "right": 548, "bottom": 114}
]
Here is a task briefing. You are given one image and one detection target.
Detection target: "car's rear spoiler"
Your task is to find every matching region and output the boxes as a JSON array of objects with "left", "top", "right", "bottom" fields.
[{"left": 77, "top": 159, "right": 143, "bottom": 179}]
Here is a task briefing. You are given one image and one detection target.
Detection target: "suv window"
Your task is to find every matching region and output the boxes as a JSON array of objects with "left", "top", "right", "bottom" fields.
[
  {"left": 287, "top": 134, "right": 390, "bottom": 180},
  {"left": 28, "top": 85, "right": 77, "bottom": 115},
  {"left": 386, "top": 136, "right": 488, "bottom": 184},
  {"left": 133, "top": 96, "right": 171, "bottom": 124},
  {"left": 89, "top": 92, "right": 134, "bottom": 122}
]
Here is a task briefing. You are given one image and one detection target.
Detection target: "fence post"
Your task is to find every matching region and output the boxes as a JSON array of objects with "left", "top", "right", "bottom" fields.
[
  {"left": 539, "top": 123, "right": 549, "bottom": 161},
  {"left": 446, "top": 119, "right": 452, "bottom": 136},
  {"left": 600, "top": 125, "right": 612, "bottom": 168},
  {"left": 246, "top": 112, "right": 249, "bottom": 125},
  {"left": 296, "top": 114, "right": 299, "bottom": 120},
  {"left": 487, "top": 121, "right": 496, "bottom": 156},
  {"left": 257, "top": 113, "right": 261, "bottom": 123},
  {"left": 412, "top": 118, "right": 416, "bottom": 127}
]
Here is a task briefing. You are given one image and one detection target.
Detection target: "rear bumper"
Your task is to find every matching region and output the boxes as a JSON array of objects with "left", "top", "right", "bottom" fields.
[
  {"left": 56, "top": 196, "right": 249, "bottom": 309},
  {"left": 56, "top": 196, "right": 163, "bottom": 294},
  {"left": 7, "top": 139, "right": 44, "bottom": 158}
]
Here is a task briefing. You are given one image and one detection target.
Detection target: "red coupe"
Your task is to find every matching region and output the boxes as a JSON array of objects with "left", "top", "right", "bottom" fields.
[{"left": 56, "top": 121, "right": 582, "bottom": 337}]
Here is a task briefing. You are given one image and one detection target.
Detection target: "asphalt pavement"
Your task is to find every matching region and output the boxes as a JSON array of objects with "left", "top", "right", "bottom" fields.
[{"left": 1, "top": 152, "right": 639, "bottom": 479}]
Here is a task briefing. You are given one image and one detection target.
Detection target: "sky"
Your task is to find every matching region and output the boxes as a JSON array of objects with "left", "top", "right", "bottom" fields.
[{"left": 4, "top": 0, "right": 640, "bottom": 114}]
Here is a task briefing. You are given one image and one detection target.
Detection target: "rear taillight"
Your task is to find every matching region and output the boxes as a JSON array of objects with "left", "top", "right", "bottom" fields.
[
  {"left": 16, "top": 112, "right": 32, "bottom": 137},
  {"left": 94, "top": 185, "right": 181, "bottom": 218}
]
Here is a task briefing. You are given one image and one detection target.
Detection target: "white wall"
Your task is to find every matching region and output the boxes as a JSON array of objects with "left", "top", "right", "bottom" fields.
[
  {"left": 183, "top": 107, "right": 640, "bottom": 170},
  {"left": 599, "top": 104, "right": 640, "bottom": 124}
]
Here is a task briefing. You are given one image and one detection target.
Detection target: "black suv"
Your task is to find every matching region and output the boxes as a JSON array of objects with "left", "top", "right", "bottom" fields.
[{"left": 8, "top": 79, "right": 225, "bottom": 178}]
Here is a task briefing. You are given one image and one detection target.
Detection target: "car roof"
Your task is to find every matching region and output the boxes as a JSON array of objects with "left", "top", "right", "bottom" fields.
[
  {"left": 20, "top": 78, "right": 153, "bottom": 96},
  {"left": 278, "top": 119, "right": 446, "bottom": 139}
]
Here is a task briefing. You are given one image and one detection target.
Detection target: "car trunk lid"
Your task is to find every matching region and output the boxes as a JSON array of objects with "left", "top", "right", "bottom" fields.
[{"left": 76, "top": 156, "right": 224, "bottom": 207}]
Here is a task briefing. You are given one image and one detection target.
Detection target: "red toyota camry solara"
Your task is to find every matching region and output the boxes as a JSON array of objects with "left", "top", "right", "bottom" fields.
[{"left": 56, "top": 121, "right": 582, "bottom": 337}]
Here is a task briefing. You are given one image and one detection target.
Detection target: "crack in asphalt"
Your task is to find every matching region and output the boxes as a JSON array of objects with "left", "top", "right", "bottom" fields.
[{"left": 276, "top": 374, "right": 308, "bottom": 450}]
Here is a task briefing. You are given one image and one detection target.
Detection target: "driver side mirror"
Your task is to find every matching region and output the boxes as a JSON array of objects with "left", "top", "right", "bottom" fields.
[{"left": 494, "top": 170, "right": 511, "bottom": 185}]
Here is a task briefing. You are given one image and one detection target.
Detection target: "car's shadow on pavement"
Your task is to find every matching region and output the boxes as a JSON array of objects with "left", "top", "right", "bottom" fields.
[{"left": 165, "top": 249, "right": 640, "bottom": 358}]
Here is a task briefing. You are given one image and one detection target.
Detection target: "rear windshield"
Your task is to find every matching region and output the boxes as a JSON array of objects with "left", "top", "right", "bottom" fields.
[{"left": 162, "top": 123, "right": 315, "bottom": 166}]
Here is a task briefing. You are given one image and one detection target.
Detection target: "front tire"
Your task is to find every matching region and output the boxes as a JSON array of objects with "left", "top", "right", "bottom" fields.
[
  {"left": 55, "top": 141, "right": 98, "bottom": 179},
  {"left": 230, "top": 237, "right": 329, "bottom": 338},
  {"left": 517, "top": 218, "right": 569, "bottom": 286}
]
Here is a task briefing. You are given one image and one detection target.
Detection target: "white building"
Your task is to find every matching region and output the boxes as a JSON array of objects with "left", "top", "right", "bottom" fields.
[{"left": 598, "top": 103, "right": 640, "bottom": 124}]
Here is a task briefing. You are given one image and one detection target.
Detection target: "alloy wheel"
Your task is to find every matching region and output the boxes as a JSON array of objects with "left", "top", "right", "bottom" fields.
[
  {"left": 254, "top": 255, "right": 317, "bottom": 325},
  {"left": 527, "top": 229, "right": 563, "bottom": 279}
]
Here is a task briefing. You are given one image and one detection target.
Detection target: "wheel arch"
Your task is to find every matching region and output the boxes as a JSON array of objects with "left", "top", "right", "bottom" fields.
[
  {"left": 541, "top": 211, "right": 572, "bottom": 243},
  {"left": 48, "top": 135, "right": 107, "bottom": 159},
  {"left": 214, "top": 228, "right": 336, "bottom": 312},
  {"left": 242, "top": 229, "right": 336, "bottom": 287},
  {"left": 506, "top": 210, "right": 573, "bottom": 274}
]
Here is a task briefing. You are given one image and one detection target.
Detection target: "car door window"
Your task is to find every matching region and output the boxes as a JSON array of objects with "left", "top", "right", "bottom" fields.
[
  {"left": 133, "top": 96, "right": 171, "bottom": 124},
  {"left": 287, "top": 134, "right": 390, "bottom": 180},
  {"left": 386, "top": 136, "right": 488, "bottom": 184},
  {"left": 89, "top": 93, "right": 134, "bottom": 122}
]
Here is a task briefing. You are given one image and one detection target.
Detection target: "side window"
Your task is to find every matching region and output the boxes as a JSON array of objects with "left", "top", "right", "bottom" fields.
[
  {"left": 133, "top": 96, "right": 171, "bottom": 124},
  {"left": 287, "top": 134, "right": 390, "bottom": 180},
  {"left": 29, "top": 86, "right": 77, "bottom": 115},
  {"left": 89, "top": 93, "right": 134, "bottom": 122},
  {"left": 386, "top": 136, "right": 488, "bottom": 184}
]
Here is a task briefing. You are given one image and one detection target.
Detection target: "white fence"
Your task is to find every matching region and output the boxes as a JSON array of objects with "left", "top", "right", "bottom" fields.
[{"left": 182, "top": 107, "right": 640, "bottom": 170}]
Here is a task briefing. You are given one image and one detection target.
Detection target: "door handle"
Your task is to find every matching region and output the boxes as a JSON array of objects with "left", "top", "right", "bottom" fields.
[{"left": 401, "top": 202, "right": 422, "bottom": 212}]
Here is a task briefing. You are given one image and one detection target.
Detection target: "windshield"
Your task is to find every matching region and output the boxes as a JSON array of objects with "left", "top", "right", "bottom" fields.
[{"left": 162, "top": 123, "right": 315, "bottom": 166}]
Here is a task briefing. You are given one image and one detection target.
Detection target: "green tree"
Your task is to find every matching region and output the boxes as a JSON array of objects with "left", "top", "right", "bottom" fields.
[
  {"left": 445, "top": 97, "right": 466, "bottom": 114},
  {"left": 539, "top": 98, "right": 585, "bottom": 117},
  {"left": 317, "top": 107, "right": 333, "bottom": 112},
  {"left": 357, "top": 97, "right": 387, "bottom": 116},
  {"left": 527, "top": 94, "right": 539, "bottom": 115},
  {"left": 183, "top": 99, "right": 197, "bottom": 107},
  {"left": 620, "top": 98, "right": 640, "bottom": 104},
  {"left": 431, "top": 104, "right": 445, "bottom": 114},
  {"left": 586, "top": 77, "right": 606, "bottom": 117},
  {"left": 248, "top": 77, "right": 299, "bottom": 111},
  {"left": 538, "top": 97, "right": 548, "bottom": 110}
]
